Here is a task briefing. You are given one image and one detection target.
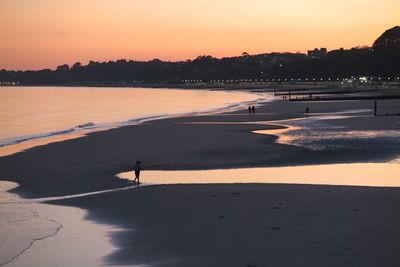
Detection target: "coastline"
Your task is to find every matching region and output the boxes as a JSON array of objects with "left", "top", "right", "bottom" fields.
[
  {"left": 2, "top": 97, "right": 400, "bottom": 198},
  {"left": 0, "top": 181, "right": 121, "bottom": 267},
  {"left": 0, "top": 87, "right": 263, "bottom": 157},
  {"left": 1, "top": 96, "right": 400, "bottom": 266}
]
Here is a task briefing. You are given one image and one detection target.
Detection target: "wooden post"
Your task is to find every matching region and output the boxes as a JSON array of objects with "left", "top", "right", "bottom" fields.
[{"left": 374, "top": 100, "right": 377, "bottom": 116}]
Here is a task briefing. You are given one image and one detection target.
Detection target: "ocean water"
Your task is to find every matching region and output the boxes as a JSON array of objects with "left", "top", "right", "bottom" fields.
[{"left": 0, "top": 86, "right": 261, "bottom": 155}]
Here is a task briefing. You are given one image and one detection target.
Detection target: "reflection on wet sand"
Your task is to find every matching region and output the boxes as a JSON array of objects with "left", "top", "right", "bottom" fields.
[
  {"left": 253, "top": 123, "right": 300, "bottom": 145},
  {"left": 118, "top": 162, "right": 400, "bottom": 187},
  {"left": 138, "top": 109, "right": 400, "bottom": 187},
  {"left": 254, "top": 110, "right": 400, "bottom": 151},
  {"left": 0, "top": 181, "right": 120, "bottom": 267}
]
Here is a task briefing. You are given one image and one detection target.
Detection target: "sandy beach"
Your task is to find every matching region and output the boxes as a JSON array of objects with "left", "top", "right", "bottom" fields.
[
  {"left": 58, "top": 183, "right": 400, "bottom": 267},
  {"left": 1, "top": 95, "right": 400, "bottom": 266},
  {"left": 1, "top": 98, "right": 400, "bottom": 198},
  {"left": 2, "top": 0, "right": 400, "bottom": 265}
]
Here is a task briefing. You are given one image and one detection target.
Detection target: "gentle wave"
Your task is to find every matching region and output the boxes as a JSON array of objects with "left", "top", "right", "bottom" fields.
[
  {"left": 0, "top": 93, "right": 270, "bottom": 149},
  {"left": 0, "top": 129, "right": 76, "bottom": 147}
]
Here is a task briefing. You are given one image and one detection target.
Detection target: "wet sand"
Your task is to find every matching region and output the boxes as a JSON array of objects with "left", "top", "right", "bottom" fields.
[
  {"left": 118, "top": 163, "right": 400, "bottom": 187},
  {"left": 57, "top": 183, "right": 400, "bottom": 267},
  {"left": 1, "top": 97, "right": 400, "bottom": 266},
  {"left": 1, "top": 99, "right": 400, "bottom": 198},
  {"left": 0, "top": 181, "right": 121, "bottom": 267}
]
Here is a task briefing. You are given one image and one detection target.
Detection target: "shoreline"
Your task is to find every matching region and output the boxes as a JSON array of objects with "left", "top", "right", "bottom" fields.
[
  {"left": 0, "top": 181, "right": 120, "bottom": 267},
  {"left": 0, "top": 87, "right": 264, "bottom": 157},
  {"left": 3, "top": 80, "right": 400, "bottom": 90},
  {"left": 1, "top": 96, "right": 400, "bottom": 266},
  {"left": 3, "top": 179, "right": 400, "bottom": 266},
  {"left": 1, "top": 97, "right": 400, "bottom": 198}
]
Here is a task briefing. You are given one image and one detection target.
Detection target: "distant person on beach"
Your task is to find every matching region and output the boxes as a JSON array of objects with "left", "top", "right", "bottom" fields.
[
  {"left": 305, "top": 107, "right": 309, "bottom": 114},
  {"left": 248, "top": 106, "right": 252, "bottom": 114},
  {"left": 133, "top": 161, "right": 141, "bottom": 185},
  {"left": 252, "top": 105, "right": 256, "bottom": 114}
]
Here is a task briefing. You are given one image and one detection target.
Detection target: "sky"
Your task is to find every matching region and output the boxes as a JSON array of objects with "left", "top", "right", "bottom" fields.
[{"left": 1, "top": 0, "right": 399, "bottom": 70}]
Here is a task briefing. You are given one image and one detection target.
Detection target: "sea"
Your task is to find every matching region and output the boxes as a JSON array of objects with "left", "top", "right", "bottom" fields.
[{"left": 0, "top": 86, "right": 263, "bottom": 156}]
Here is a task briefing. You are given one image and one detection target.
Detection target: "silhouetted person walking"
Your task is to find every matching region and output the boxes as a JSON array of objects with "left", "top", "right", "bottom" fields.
[
  {"left": 251, "top": 105, "right": 256, "bottom": 114},
  {"left": 248, "top": 106, "right": 252, "bottom": 114},
  {"left": 305, "top": 107, "right": 309, "bottom": 114},
  {"left": 133, "top": 160, "right": 141, "bottom": 185}
]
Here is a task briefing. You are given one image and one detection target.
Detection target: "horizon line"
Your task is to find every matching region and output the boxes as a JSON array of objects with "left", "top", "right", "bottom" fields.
[{"left": 1, "top": 45, "right": 372, "bottom": 72}]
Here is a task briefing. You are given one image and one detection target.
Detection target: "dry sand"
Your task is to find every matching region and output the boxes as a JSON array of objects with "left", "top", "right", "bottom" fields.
[{"left": 1, "top": 96, "right": 400, "bottom": 266}]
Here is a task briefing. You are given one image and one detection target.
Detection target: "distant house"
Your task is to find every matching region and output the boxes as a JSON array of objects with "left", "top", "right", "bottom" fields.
[{"left": 307, "top": 48, "right": 328, "bottom": 58}]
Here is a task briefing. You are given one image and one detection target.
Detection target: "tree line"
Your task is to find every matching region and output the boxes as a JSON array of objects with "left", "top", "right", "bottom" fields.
[{"left": 1, "top": 29, "right": 399, "bottom": 85}]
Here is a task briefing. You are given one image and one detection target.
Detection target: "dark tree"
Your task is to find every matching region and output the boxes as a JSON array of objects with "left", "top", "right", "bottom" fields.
[{"left": 1, "top": 27, "right": 399, "bottom": 85}]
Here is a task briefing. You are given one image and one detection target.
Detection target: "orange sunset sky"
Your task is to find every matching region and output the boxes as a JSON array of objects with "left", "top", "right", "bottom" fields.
[{"left": 1, "top": 0, "right": 399, "bottom": 70}]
